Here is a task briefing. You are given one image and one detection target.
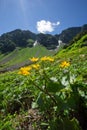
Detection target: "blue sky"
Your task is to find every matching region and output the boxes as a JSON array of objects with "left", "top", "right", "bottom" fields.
[{"left": 0, "top": 0, "right": 87, "bottom": 35}]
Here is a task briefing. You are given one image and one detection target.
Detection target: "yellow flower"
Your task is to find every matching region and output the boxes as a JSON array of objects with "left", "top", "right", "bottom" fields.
[
  {"left": 18, "top": 66, "right": 32, "bottom": 75},
  {"left": 32, "top": 64, "right": 40, "bottom": 69},
  {"left": 20, "top": 66, "right": 32, "bottom": 71},
  {"left": 30, "top": 57, "right": 39, "bottom": 62},
  {"left": 40, "top": 56, "right": 47, "bottom": 61},
  {"left": 60, "top": 61, "right": 70, "bottom": 68},
  {"left": 47, "top": 57, "right": 54, "bottom": 62},
  {"left": 40, "top": 56, "right": 54, "bottom": 62},
  {"left": 18, "top": 70, "right": 30, "bottom": 75}
]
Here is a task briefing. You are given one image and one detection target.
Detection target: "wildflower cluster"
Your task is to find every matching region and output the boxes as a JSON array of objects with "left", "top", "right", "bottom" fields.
[
  {"left": 18, "top": 56, "right": 70, "bottom": 76},
  {"left": 18, "top": 64, "right": 40, "bottom": 76},
  {"left": 18, "top": 56, "right": 54, "bottom": 76}
]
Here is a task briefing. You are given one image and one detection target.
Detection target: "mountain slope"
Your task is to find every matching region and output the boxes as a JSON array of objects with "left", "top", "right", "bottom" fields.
[
  {"left": 0, "top": 24, "right": 87, "bottom": 54},
  {"left": 0, "top": 33, "right": 87, "bottom": 130},
  {"left": 55, "top": 34, "right": 87, "bottom": 71},
  {"left": 55, "top": 24, "right": 87, "bottom": 44},
  {"left": 0, "top": 45, "right": 55, "bottom": 72}
]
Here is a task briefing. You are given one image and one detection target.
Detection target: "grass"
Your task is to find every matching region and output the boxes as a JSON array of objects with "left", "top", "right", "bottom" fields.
[{"left": 0, "top": 45, "right": 55, "bottom": 71}]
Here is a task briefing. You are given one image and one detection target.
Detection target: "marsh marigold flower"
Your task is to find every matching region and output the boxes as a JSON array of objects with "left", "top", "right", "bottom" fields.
[
  {"left": 47, "top": 57, "right": 54, "bottom": 62},
  {"left": 60, "top": 61, "right": 70, "bottom": 68},
  {"left": 20, "top": 66, "right": 32, "bottom": 71},
  {"left": 18, "top": 70, "right": 30, "bottom": 75},
  {"left": 40, "top": 56, "right": 54, "bottom": 62},
  {"left": 18, "top": 66, "right": 32, "bottom": 75},
  {"left": 32, "top": 64, "right": 40, "bottom": 70},
  {"left": 30, "top": 57, "right": 39, "bottom": 62}
]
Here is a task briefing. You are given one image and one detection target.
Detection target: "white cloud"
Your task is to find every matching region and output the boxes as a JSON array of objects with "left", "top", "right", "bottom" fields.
[{"left": 36, "top": 20, "right": 60, "bottom": 34}]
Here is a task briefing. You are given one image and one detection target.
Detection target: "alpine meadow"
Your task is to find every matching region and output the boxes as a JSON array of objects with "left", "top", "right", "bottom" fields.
[{"left": 0, "top": 24, "right": 87, "bottom": 130}]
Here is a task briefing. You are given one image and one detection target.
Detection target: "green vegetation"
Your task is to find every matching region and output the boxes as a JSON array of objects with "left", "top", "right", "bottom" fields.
[
  {"left": 27, "top": 39, "right": 34, "bottom": 47},
  {"left": 55, "top": 24, "right": 87, "bottom": 44},
  {"left": 0, "top": 29, "right": 58, "bottom": 53},
  {"left": 0, "top": 24, "right": 87, "bottom": 53},
  {"left": 0, "top": 33, "right": 87, "bottom": 130},
  {"left": 0, "top": 45, "right": 55, "bottom": 71}
]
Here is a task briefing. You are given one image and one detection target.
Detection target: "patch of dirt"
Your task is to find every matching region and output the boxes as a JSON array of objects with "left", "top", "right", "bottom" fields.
[{"left": 14, "top": 109, "right": 46, "bottom": 130}]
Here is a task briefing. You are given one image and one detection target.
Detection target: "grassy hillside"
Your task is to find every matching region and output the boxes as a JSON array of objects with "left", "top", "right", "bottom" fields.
[
  {"left": 55, "top": 34, "right": 87, "bottom": 78},
  {"left": 0, "top": 34, "right": 87, "bottom": 130},
  {"left": 56, "top": 34, "right": 87, "bottom": 59},
  {"left": 0, "top": 45, "right": 55, "bottom": 72}
]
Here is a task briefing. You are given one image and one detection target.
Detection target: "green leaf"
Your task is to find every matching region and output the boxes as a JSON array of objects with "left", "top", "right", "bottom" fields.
[
  {"left": 63, "top": 117, "right": 82, "bottom": 130},
  {"left": 49, "top": 117, "right": 81, "bottom": 130},
  {"left": 36, "top": 92, "right": 46, "bottom": 111},
  {"left": 41, "top": 122, "right": 49, "bottom": 126},
  {"left": 46, "top": 81, "right": 63, "bottom": 93}
]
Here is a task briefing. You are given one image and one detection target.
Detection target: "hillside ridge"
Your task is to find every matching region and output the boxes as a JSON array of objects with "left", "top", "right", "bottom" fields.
[{"left": 0, "top": 24, "right": 87, "bottom": 53}]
